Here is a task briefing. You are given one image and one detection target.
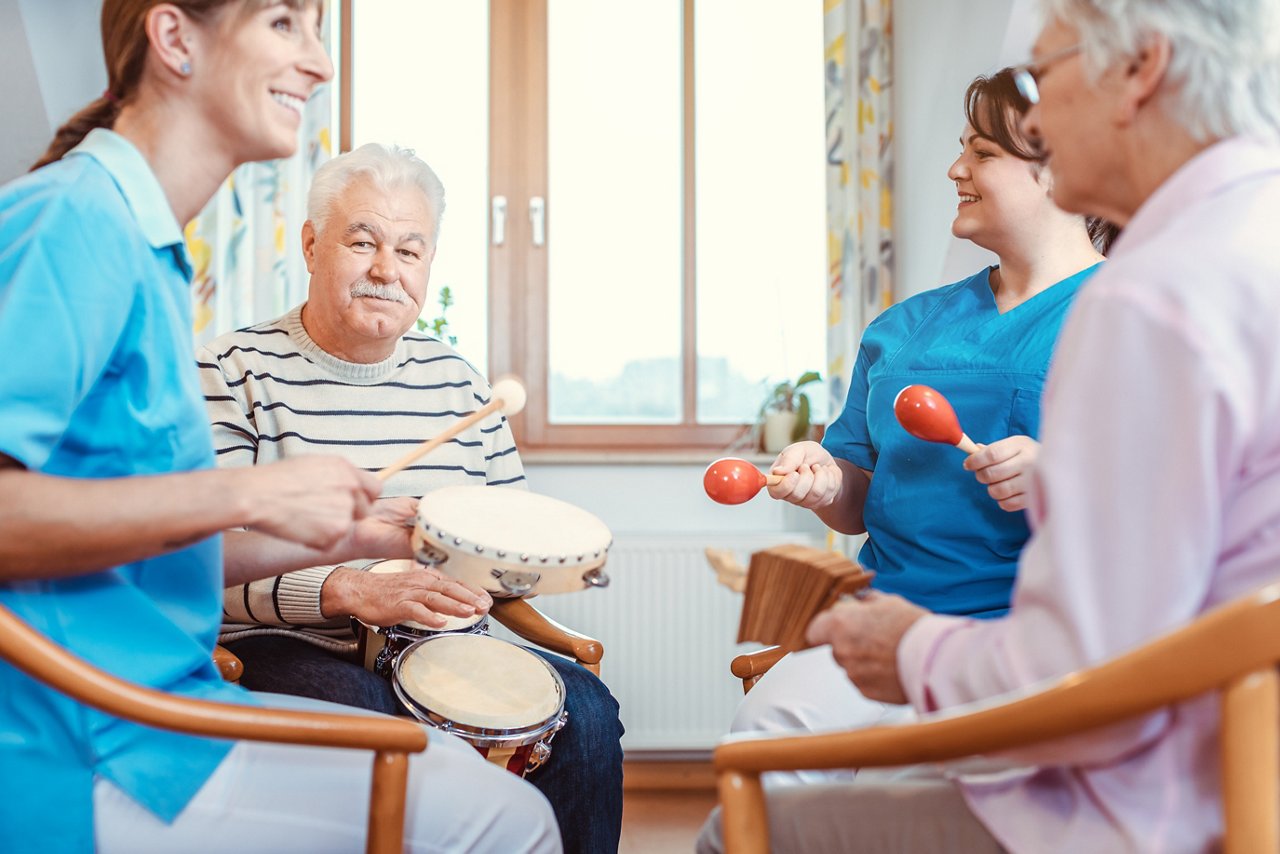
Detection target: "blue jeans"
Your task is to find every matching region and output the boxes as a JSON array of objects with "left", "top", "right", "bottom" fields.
[{"left": 225, "top": 634, "right": 624, "bottom": 854}]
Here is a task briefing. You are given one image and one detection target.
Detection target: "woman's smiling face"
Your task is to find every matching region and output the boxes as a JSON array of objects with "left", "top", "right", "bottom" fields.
[
  {"left": 193, "top": 2, "right": 333, "bottom": 164},
  {"left": 947, "top": 122, "right": 1052, "bottom": 253}
]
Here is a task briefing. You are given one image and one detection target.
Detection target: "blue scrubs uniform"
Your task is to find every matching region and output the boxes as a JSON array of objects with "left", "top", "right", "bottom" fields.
[
  {"left": 823, "top": 265, "right": 1098, "bottom": 618},
  {"left": 0, "top": 130, "right": 252, "bottom": 852}
]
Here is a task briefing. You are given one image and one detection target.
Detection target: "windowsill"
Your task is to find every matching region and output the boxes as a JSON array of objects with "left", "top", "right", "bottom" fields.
[{"left": 520, "top": 449, "right": 777, "bottom": 466}]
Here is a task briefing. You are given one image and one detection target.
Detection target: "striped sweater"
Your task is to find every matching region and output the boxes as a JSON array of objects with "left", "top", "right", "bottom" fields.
[{"left": 197, "top": 305, "right": 526, "bottom": 646}]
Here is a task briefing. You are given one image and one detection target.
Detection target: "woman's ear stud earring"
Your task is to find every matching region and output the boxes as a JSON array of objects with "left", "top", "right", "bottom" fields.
[{"left": 180, "top": 61, "right": 192, "bottom": 76}]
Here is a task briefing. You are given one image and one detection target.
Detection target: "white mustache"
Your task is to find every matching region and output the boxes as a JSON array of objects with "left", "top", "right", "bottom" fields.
[{"left": 350, "top": 280, "right": 410, "bottom": 304}]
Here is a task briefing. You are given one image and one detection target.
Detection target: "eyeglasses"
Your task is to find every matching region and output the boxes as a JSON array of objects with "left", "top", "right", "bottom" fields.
[{"left": 1011, "top": 43, "right": 1082, "bottom": 106}]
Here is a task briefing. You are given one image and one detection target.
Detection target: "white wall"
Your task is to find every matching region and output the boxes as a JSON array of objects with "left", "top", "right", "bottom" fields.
[
  {"left": 0, "top": 0, "right": 105, "bottom": 183},
  {"left": 0, "top": 0, "right": 51, "bottom": 182},
  {"left": 892, "top": 0, "right": 1040, "bottom": 298},
  {"left": 20, "top": 0, "right": 106, "bottom": 129}
]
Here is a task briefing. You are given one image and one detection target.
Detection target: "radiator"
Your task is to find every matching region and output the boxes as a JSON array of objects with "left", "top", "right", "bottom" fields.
[{"left": 488, "top": 532, "right": 819, "bottom": 752}]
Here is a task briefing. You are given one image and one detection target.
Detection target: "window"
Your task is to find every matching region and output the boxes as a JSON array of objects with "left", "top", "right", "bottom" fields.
[{"left": 342, "top": 0, "right": 827, "bottom": 450}]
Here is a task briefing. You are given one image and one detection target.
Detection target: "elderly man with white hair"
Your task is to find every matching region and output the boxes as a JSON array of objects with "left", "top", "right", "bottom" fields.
[
  {"left": 699, "top": 0, "right": 1280, "bottom": 851},
  {"left": 198, "top": 143, "right": 624, "bottom": 854}
]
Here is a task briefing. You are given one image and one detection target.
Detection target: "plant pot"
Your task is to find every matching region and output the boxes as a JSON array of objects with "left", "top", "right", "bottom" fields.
[{"left": 762, "top": 410, "right": 798, "bottom": 454}]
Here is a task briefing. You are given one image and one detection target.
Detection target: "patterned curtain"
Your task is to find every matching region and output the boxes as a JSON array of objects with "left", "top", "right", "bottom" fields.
[
  {"left": 186, "top": 11, "right": 334, "bottom": 346},
  {"left": 823, "top": 0, "right": 893, "bottom": 552}
]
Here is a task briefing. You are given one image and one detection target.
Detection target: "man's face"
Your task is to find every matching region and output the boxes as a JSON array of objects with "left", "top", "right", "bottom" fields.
[
  {"left": 1020, "top": 17, "right": 1114, "bottom": 219},
  {"left": 301, "top": 177, "right": 436, "bottom": 353}
]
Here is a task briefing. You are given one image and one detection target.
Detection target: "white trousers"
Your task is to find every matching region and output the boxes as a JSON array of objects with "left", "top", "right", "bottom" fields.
[
  {"left": 731, "top": 646, "right": 916, "bottom": 786},
  {"left": 94, "top": 693, "right": 561, "bottom": 854},
  {"left": 707, "top": 649, "right": 1006, "bottom": 853}
]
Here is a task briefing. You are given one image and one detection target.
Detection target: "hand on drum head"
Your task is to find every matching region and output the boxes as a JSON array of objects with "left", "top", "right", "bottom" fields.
[
  {"left": 239, "top": 456, "right": 383, "bottom": 551},
  {"left": 322, "top": 561, "right": 493, "bottom": 628},
  {"left": 766, "top": 441, "right": 843, "bottom": 510}
]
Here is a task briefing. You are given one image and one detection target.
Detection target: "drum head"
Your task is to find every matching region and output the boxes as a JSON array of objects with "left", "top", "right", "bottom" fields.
[
  {"left": 363, "top": 559, "right": 484, "bottom": 632},
  {"left": 396, "top": 634, "right": 563, "bottom": 730},
  {"left": 417, "top": 485, "right": 612, "bottom": 563}
]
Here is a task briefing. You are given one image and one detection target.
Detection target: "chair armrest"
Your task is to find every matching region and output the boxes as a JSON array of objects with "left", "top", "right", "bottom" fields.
[
  {"left": 490, "top": 598, "right": 604, "bottom": 673},
  {"left": 213, "top": 644, "right": 244, "bottom": 683},
  {"left": 0, "top": 603, "right": 426, "bottom": 753},
  {"left": 717, "top": 584, "right": 1280, "bottom": 776},
  {"left": 715, "top": 585, "right": 1280, "bottom": 854},
  {"left": 731, "top": 645, "right": 786, "bottom": 693}
]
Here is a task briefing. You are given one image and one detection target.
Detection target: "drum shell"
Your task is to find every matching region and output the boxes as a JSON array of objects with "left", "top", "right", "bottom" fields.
[
  {"left": 391, "top": 634, "right": 568, "bottom": 775},
  {"left": 412, "top": 530, "right": 608, "bottom": 596},
  {"left": 410, "top": 486, "right": 613, "bottom": 597},
  {"left": 355, "top": 558, "right": 490, "bottom": 677},
  {"left": 355, "top": 616, "right": 489, "bottom": 679}
]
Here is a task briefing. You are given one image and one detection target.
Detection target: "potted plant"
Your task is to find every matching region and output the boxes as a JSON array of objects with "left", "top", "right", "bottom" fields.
[
  {"left": 758, "top": 370, "right": 821, "bottom": 453},
  {"left": 416, "top": 286, "right": 457, "bottom": 346}
]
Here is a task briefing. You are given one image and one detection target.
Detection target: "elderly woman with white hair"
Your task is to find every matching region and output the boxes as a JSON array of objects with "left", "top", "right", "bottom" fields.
[{"left": 699, "top": 0, "right": 1280, "bottom": 850}]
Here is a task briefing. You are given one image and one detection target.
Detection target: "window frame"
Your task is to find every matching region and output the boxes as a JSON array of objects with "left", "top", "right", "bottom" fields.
[{"left": 340, "top": 0, "right": 758, "bottom": 451}]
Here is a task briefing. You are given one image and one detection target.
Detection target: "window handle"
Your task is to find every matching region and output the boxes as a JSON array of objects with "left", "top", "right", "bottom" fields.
[
  {"left": 491, "top": 195, "right": 507, "bottom": 246},
  {"left": 529, "top": 196, "right": 546, "bottom": 247}
]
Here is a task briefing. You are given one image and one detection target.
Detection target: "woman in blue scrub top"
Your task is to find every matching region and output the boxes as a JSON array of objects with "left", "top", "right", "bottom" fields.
[
  {"left": 728, "top": 69, "right": 1117, "bottom": 763},
  {"left": 0, "top": 2, "right": 559, "bottom": 853}
]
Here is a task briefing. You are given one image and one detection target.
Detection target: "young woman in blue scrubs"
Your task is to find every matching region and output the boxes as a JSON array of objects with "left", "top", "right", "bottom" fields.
[
  {"left": 728, "top": 69, "right": 1115, "bottom": 768},
  {"left": 0, "top": 2, "right": 558, "bottom": 852}
]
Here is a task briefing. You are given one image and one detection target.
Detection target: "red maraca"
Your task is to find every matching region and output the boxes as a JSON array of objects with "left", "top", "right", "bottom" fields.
[
  {"left": 893, "top": 385, "right": 979, "bottom": 454},
  {"left": 703, "top": 457, "right": 784, "bottom": 505}
]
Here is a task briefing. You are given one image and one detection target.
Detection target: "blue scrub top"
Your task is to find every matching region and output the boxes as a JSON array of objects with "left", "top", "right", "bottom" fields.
[
  {"left": 0, "top": 130, "right": 252, "bottom": 852},
  {"left": 823, "top": 265, "right": 1098, "bottom": 618}
]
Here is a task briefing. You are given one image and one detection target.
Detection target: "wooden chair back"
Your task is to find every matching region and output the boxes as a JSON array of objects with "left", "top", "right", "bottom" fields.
[{"left": 0, "top": 603, "right": 427, "bottom": 854}]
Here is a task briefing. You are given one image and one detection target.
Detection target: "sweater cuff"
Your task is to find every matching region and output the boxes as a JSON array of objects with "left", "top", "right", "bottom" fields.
[
  {"left": 898, "top": 613, "right": 970, "bottom": 714},
  {"left": 276, "top": 565, "right": 338, "bottom": 625}
]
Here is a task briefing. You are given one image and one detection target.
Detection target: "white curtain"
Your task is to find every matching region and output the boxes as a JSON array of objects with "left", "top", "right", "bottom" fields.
[{"left": 823, "top": 0, "right": 894, "bottom": 552}]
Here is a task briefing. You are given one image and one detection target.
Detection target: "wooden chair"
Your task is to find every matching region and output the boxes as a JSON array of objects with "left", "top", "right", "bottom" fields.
[
  {"left": 730, "top": 645, "right": 785, "bottom": 694},
  {"left": 212, "top": 644, "right": 244, "bottom": 682},
  {"left": 490, "top": 597, "right": 605, "bottom": 675},
  {"left": 0, "top": 602, "right": 426, "bottom": 854},
  {"left": 715, "top": 583, "right": 1280, "bottom": 854}
]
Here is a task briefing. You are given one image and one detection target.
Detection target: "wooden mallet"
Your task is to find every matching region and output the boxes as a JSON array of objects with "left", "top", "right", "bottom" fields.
[{"left": 376, "top": 377, "right": 528, "bottom": 482}]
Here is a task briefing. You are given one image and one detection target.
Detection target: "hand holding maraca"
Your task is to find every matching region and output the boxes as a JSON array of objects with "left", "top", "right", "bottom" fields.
[
  {"left": 763, "top": 442, "right": 844, "bottom": 510},
  {"left": 704, "top": 443, "right": 844, "bottom": 509},
  {"left": 895, "top": 384, "right": 1040, "bottom": 512},
  {"left": 702, "top": 457, "right": 784, "bottom": 505},
  {"left": 963, "top": 435, "right": 1040, "bottom": 512}
]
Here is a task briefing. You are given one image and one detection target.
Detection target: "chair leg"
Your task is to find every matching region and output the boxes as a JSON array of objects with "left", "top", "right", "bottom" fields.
[
  {"left": 367, "top": 750, "right": 411, "bottom": 854},
  {"left": 718, "top": 769, "right": 769, "bottom": 854},
  {"left": 1221, "top": 667, "right": 1279, "bottom": 854}
]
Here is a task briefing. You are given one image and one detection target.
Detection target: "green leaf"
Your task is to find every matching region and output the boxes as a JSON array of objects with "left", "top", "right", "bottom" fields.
[
  {"left": 794, "top": 371, "right": 822, "bottom": 389},
  {"left": 791, "top": 393, "right": 811, "bottom": 441}
]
